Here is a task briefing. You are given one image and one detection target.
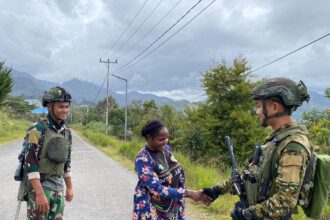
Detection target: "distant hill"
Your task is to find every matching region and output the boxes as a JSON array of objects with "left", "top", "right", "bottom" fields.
[
  {"left": 292, "top": 91, "right": 330, "bottom": 120},
  {"left": 11, "top": 70, "right": 57, "bottom": 98},
  {"left": 10, "top": 70, "right": 189, "bottom": 109},
  {"left": 10, "top": 70, "right": 329, "bottom": 119}
]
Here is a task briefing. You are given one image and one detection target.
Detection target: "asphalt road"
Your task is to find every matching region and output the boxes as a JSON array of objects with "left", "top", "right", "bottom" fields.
[{"left": 0, "top": 132, "right": 137, "bottom": 220}]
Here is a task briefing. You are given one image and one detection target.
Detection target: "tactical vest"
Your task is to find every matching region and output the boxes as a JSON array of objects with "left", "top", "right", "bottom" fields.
[
  {"left": 38, "top": 120, "right": 71, "bottom": 177},
  {"left": 244, "top": 125, "right": 311, "bottom": 206}
]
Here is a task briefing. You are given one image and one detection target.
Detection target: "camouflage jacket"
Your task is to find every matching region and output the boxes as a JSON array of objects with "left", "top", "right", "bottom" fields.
[
  {"left": 24, "top": 114, "right": 72, "bottom": 180},
  {"left": 218, "top": 123, "right": 311, "bottom": 220}
]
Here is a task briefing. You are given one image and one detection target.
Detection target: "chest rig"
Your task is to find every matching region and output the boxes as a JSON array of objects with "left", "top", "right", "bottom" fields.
[
  {"left": 38, "top": 119, "right": 71, "bottom": 177},
  {"left": 243, "top": 125, "right": 311, "bottom": 206}
]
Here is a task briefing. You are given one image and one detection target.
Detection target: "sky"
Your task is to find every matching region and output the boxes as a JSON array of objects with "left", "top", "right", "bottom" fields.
[{"left": 0, "top": 0, "right": 329, "bottom": 101}]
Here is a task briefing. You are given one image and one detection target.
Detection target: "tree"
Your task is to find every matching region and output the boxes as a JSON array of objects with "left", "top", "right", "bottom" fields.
[
  {"left": 301, "top": 109, "right": 330, "bottom": 154},
  {"left": 128, "top": 99, "right": 144, "bottom": 135},
  {"left": 179, "top": 57, "right": 267, "bottom": 164},
  {"left": 301, "top": 87, "right": 330, "bottom": 154},
  {"left": 0, "top": 60, "right": 13, "bottom": 105},
  {"left": 159, "top": 104, "right": 184, "bottom": 142},
  {"left": 6, "top": 96, "right": 35, "bottom": 115},
  {"left": 109, "top": 108, "right": 125, "bottom": 139},
  {"left": 88, "top": 96, "right": 118, "bottom": 122},
  {"left": 325, "top": 87, "right": 330, "bottom": 99},
  {"left": 143, "top": 100, "right": 158, "bottom": 115}
]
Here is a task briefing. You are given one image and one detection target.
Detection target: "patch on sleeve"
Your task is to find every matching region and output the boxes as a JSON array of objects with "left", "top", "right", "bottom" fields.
[
  {"left": 28, "top": 130, "right": 41, "bottom": 144},
  {"left": 280, "top": 154, "right": 303, "bottom": 183}
]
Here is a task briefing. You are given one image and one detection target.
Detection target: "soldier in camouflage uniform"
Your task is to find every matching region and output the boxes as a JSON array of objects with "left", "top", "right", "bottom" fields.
[
  {"left": 24, "top": 87, "right": 73, "bottom": 220},
  {"left": 203, "top": 77, "right": 312, "bottom": 220}
]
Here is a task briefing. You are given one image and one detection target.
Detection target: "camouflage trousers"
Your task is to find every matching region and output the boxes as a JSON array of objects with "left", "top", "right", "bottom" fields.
[{"left": 27, "top": 189, "right": 64, "bottom": 220}]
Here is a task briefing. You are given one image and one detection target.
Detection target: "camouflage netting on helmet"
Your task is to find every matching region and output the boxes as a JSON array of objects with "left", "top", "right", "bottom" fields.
[
  {"left": 42, "top": 87, "right": 72, "bottom": 107},
  {"left": 252, "top": 77, "right": 310, "bottom": 112}
]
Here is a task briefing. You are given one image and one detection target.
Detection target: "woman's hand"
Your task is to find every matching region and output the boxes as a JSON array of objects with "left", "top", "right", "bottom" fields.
[{"left": 186, "top": 189, "right": 213, "bottom": 206}]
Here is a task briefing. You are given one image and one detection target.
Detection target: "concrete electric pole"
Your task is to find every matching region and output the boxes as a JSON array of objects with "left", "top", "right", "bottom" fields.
[
  {"left": 99, "top": 58, "right": 117, "bottom": 134},
  {"left": 112, "top": 74, "right": 128, "bottom": 140}
]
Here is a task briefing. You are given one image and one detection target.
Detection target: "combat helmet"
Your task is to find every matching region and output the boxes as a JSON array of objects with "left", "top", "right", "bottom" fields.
[
  {"left": 42, "top": 86, "right": 72, "bottom": 107},
  {"left": 252, "top": 77, "right": 310, "bottom": 126}
]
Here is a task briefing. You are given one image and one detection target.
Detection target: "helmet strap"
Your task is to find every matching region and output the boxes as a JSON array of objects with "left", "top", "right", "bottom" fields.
[
  {"left": 49, "top": 103, "right": 60, "bottom": 122},
  {"left": 261, "top": 100, "right": 269, "bottom": 127},
  {"left": 261, "top": 100, "right": 290, "bottom": 127}
]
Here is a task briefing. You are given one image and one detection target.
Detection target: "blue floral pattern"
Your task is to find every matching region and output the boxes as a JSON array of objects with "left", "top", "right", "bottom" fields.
[{"left": 133, "top": 145, "right": 186, "bottom": 220}]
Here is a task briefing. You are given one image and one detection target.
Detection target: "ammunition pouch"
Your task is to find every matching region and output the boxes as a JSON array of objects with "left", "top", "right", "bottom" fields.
[
  {"left": 46, "top": 136, "right": 70, "bottom": 163},
  {"left": 39, "top": 129, "right": 71, "bottom": 177}
]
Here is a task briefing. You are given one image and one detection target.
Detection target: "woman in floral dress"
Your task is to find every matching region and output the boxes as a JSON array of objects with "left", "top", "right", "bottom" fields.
[{"left": 133, "top": 119, "right": 211, "bottom": 220}]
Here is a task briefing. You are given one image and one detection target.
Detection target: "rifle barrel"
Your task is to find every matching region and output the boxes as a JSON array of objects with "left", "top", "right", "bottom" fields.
[{"left": 224, "top": 136, "right": 237, "bottom": 170}]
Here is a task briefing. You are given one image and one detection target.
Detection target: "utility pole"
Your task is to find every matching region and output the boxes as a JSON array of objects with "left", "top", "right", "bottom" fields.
[
  {"left": 112, "top": 74, "right": 128, "bottom": 140},
  {"left": 100, "top": 58, "right": 117, "bottom": 134}
]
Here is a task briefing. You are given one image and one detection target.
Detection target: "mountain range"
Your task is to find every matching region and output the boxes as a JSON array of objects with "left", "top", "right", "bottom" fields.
[
  {"left": 10, "top": 70, "right": 329, "bottom": 119},
  {"left": 10, "top": 70, "right": 189, "bottom": 108}
]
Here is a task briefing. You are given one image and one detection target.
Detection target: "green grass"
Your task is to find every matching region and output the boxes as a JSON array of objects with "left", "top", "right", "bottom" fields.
[
  {"left": 73, "top": 124, "right": 330, "bottom": 220},
  {"left": 0, "top": 119, "right": 30, "bottom": 145}
]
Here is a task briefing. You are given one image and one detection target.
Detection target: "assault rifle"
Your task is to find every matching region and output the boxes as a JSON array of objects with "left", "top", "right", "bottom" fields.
[
  {"left": 14, "top": 152, "right": 25, "bottom": 181},
  {"left": 224, "top": 136, "right": 249, "bottom": 219}
]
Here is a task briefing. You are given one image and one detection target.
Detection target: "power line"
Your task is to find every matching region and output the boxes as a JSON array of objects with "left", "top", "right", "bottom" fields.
[
  {"left": 117, "top": 0, "right": 183, "bottom": 60},
  {"left": 112, "top": 0, "right": 165, "bottom": 58},
  {"left": 251, "top": 33, "right": 330, "bottom": 73},
  {"left": 113, "top": 0, "right": 203, "bottom": 74},
  {"left": 113, "top": 0, "right": 216, "bottom": 75},
  {"left": 102, "top": 0, "right": 149, "bottom": 58},
  {"left": 94, "top": 74, "right": 107, "bottom": 103},
  {"left": 188, "top": 33, "right": 330, "bottom": 103}
]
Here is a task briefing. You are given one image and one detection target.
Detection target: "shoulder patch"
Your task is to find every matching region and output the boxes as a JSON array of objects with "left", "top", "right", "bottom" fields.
[
  {"left": 28, "top": 129, "right": 41, "bottom": 144},
  {"left": 284, "top": 142, "right": 307, "bottom": 154}
]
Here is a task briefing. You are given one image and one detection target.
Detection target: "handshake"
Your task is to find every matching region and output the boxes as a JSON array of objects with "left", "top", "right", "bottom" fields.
[
  {"left": 186, "top": 186, "right": 221, "bottom": 206},
  {"left": 187, "top": 186, "right": 254, "bottom": 220}
]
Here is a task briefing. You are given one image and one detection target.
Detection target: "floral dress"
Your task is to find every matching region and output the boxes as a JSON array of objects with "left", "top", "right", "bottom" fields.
[{"left": 133, "top": 144, "right": 186, "bottom": 220}]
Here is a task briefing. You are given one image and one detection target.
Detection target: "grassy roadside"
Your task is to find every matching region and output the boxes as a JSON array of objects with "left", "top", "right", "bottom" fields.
[
  {"left": 73, "top": 124, "right": 234, "bottom": 219},
  {"left": 73, "top": 124, "right": 329, "bottom": 220},
  {"left": 0, "top": 119, "right": 30, "bottom": 146}
]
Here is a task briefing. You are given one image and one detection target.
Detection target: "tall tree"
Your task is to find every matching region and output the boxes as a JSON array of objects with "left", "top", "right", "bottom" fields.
[
  {"left": 302, "top": 87, "right": 330, "bottom": 154},
  {"left": 6, "top": 96, "right": 35, "bottom": 115},
  {"left": 0, "top": 60, "right": 13, "bottom": 105},
  {"left": 180, "top": 57, "right": 267, "bottom": 164},
  {"left": 159, "top": 104, "right": 183, "bottom": 141},
  {"left": 88, "top": 96, "right": 118, "bottom": 122},
  {"left": 325, "top": 87, "right": 330, "bottom": 99}
]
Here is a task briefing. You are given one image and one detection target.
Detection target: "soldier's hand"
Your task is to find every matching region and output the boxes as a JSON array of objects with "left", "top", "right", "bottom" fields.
[
  {"left": 35, "top": 192, "right": 49, "bottom": 215},
  {"left": 202, "top": 186, "right": 221, "bottom": 201},
  {"left": 65, "top": 187, "right": 73, "bottom": 202},
  {"left": 232, "top": 207, "right": 253, "bottom": 220}
]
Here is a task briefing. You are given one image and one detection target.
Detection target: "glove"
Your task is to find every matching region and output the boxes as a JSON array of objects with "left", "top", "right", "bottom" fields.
[
  {"left": 231, "top": 207, "right": 254, "bottom": 220},
  {"left": 202, "top": 186, "right": 221, "bottom": 201}
]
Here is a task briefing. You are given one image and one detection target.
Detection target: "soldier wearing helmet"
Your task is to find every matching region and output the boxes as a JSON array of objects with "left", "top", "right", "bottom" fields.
[
  {"left": 203, "top": 78, "right": 313, "bottom": 220},
  {"left": 24, "top": 86, "right": 73, "bottom": 219}
]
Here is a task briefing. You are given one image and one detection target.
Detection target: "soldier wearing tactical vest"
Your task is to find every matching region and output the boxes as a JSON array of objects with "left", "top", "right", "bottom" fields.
[
  {"left": 203, "top": 78, "right": 312, "bottom": 220},
  {"left": 24, "top": 87, "right": 73, "bottom": 220}
]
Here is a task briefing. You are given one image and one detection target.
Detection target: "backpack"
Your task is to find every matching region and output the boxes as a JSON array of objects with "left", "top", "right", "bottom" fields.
[{"left": 301, "top": 153, "right": 330, "bottom": 219}]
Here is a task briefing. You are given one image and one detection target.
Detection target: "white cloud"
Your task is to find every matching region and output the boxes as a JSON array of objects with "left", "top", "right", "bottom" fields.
[
  {"left": 138, "top": 88, "right": 204, "bottom": 101},
  {"left": 0, "top": 0, "right": 329, "bottom": 97}
]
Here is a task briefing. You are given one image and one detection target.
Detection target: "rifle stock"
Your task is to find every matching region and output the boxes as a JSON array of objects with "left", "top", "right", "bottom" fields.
[{"left": 14, "top": 153, "right": 25, "bottom": 181}]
